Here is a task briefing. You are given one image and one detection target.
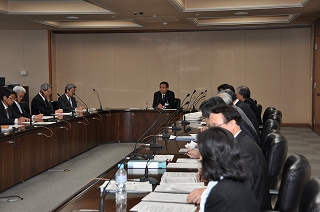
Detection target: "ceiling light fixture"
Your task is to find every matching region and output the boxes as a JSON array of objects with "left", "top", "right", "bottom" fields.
[
  {"left": 67, "top": 16, "right": 79, "bottom": 19},
  {"left": 235, "top": 12, "right": 248, "bottom": 16}
]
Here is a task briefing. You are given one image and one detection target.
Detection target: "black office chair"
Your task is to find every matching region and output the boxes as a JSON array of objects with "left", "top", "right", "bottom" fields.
[
  {"left": 260, "top": 119, "right": 280, "bottom": 144},
  {"left": 262, "top": 132, "right": 288, "bottom": 189},
  {"left": 267, "top": 114, "right": 282, "bottom": 129},
  {"left": 173, "top": 98, "right": 181, "bottom": 109},
  {"left": 262, "top": 107, "right": 277, "bottom": 123},
  {"left": 264, "top": 154, "right": 311, "bottom": 212},
  {"left": 257, "top": 103, "right": 263, "bottom": 118},
  {"left": 299, "top": 177, "right": 320, "bottom": 212}
]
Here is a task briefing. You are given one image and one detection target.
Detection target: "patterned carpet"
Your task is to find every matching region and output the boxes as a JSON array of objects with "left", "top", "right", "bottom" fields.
[{"left": 281, "top": 127, "right": 320, "bottom": 178}]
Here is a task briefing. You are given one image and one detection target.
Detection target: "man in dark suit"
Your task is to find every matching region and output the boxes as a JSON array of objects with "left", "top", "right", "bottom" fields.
[
  {"left": 236, "top": 85, "right": 262, "bottom": 124},
  {"left": 152, "top": 81, "right": 175, "bottom": 109},
  {"left": 31, "top": 83, "right": 63, "bottom": 116},
  {"left": 0, "top": 88, "right": 29, "bottom": 125},
  {"left": 187, "top": 105, "right": 272, "bottom": 210},
  {"left": 12, "top": 86, "right": 43, "bottom": 120},
  {"left": 57, "top": 84, "right": 84, "bottom": 112}
]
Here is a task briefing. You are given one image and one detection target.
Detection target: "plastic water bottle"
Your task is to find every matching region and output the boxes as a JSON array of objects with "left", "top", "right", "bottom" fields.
[{"left": 115, "top": 164, "right": 127, "bottom": 212}]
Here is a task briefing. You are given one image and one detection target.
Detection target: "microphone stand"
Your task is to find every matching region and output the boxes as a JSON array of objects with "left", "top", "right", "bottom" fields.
[
  {"left": 180, "top": 93, "right": 191, "bottom": 107},
  {"left": 192, "top": 93, "right": 207, "bottom": 112},
  {"left": 130, "top": 109, "right": 165, "bottom": 160},
  {"left": 93, "top": 89, "right": 103, "bottom": 111},
  {"left": 73, "top": 93, "right": 90, "bottom": 115},
  {"left": 139, "top": 159, "right": 159, "bottom": 185},
  {"left": 187, "top": 91, "right": 203, "bottom": 112}
]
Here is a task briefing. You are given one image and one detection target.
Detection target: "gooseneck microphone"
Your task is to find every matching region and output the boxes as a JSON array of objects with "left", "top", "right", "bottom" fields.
[
  {"left": 73, "top": 92, "right": 89, "bottom": 115},
  {"left": 130, "top": 109, "right": 165, "bottom": 160},
  {"left": 93, "top": 89, "right": 103, "bottom": 111},
  {"left": 57, "top": 93, "right": 61, "bottom": 97},
  {"left": 180, "top": 93, "right": 190, "bottom": 106},
  {"left": 139, "top": 159, "right": 159, "bottom": 185},
  {"left": 192, "top": 91, "right": 207, "bottom": 112},
  {"left": 187, "top": 91, "right": 203, "bottom": 112}
]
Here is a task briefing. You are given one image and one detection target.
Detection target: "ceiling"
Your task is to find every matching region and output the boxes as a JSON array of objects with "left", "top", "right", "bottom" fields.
[{"left": 0, "top": 0, "right": 320, "bottom": 32}]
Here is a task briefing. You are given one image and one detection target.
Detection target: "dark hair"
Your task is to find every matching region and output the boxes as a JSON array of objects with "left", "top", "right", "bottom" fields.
[
  {"left": 160, "top": 81, "right": 169, "bottom": 88},
  {"left": 217, "top": 84, "right": 235, "bottom": 93},
  {"left": 211, "top": 105, "right": 242, "bottom": 125},
  {"left": 236, "top": 86, "right": 251, "bottom": 99},
  {"left": 65, "top": 84, "right": 77, "bottom": 93},
  {"left": 1, "top": 88, "right": 16, "bottom": 99},
  {"left": 198, "top": 127, "right": 248, "bottom": 182},
  {"left": 200, "top": 96, "right": 226, "bottom": 118}
]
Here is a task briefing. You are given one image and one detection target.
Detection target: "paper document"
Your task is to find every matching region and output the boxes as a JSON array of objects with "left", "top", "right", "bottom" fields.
[
  {"left": 161, "top": 172, "right": 197, "bottom": 178},
  {"left": 99, "top": 180, "right": 152, "bottom": 193},
  {"left": 167, "top": 163, "right": 201, "bottom": 169},
  {"left": 178, "top": 148, "right": 188, "bottom": 153},
  {"left": 55, "top": 112, "right": 72, "bottom": 116},
  {"left": 141, "top": 192, "right": 189, "bottom": 204},
  {"left": 154, "top": 182, "right": 205, "bottom": 193},
  {"left": 153, "top": 155, "right": 174, "bottom": 161},
  {"left": 169, "top": 135, "right": 196, "bottom": 141},
  {"left": 127, "top": 168, "right": 166, "bottom": 175},
  {"left": 176, "top": 158, "right": 200, "bottom": 164},
  {"left": 160, "top": 177, "right": 199, "bottom": 184},
  {"left": 130, "top": 201, "right": 196, "bottom": 212}
]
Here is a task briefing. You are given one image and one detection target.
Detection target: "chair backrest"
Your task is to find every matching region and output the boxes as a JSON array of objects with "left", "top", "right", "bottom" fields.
[
  {"left": 263, "top": 107, "right": 277, "bottom": 123},
  {"left": 257, "top": 103, "right": 263, "bottom": 117},
  {"left": 51, "top": 100, "right": 58, "bottom": 110},
  {"left": 267, "top": 114, "right": 282, "bottom": 129},
  {"left": 260, "top": 119, "right": 280, "bottom": 143},
  {"left": 275, "top": 154, "right": 311, "bottom": 212},
  {"left": 299, "top": 177, "right": 320, "bottom": 212},
  {"left": 270, "top": 109, "right": 282, "bottom": 118},
  {"left": 262, "top": 132, "right": 288, "bottom": 189},
  {"left": 173, "top": 98, "right": 181, "bottom": 109}
]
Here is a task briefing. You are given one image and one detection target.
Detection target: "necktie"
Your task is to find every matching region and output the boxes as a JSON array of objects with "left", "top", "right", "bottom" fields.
[
  {"left": 162, "top": 94, "right": 165, "bottom": 101},
  {"left": 69, "top": 98, "right": 73, "bottom": 107},
  {"left": 5, "top": 108, "right": 9, "bottom": 118}
]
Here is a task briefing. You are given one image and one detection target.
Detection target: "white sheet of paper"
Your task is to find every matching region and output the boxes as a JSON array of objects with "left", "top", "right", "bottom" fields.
[
  {"left": 130, "top": 201, "right": 196, "bottom": 212},
  {"left": 176, "top": 158, "right": 201, "bottom": 164},
  {"left": 160, "top": 177, "right": 199, "bottom": 184},
  {"left": 141, "top": 192, "right": 189, "bottom": 204},
  {"left": 161, "top": 172, "right": 197, "bottom": 178},
  {"left": 166, "top": 163, "right": 201, "bottom": 169},
  {"left": 153, "top": 155, "right": 174, "bottom": 161},
  {"left": 99, "top": 180, "right": 152, "bottom": 193},
  {"left": 154, "top": 183, "right": 205, "bottom": 193},
  {"left": 178, "top": 148, "right": 188, "bottom": 153}
]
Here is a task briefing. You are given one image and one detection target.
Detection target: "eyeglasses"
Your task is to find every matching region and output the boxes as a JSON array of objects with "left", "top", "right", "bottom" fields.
[
  {"left": 211, "top": 122, "right": 228, "bottom": 127},
  {"left": 7, "top": 96, "right": 16, "bottom": 101}
]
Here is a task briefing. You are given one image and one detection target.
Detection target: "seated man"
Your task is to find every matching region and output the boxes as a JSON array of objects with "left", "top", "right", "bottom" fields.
[
  {"left": 12, "top": 86, "right": 43, "bottom": 120},
  {"left": 152, "top": 81, "right": 175, "bottom": 109},
  {"left": 31, "top": 83, "right": 63, "bottom": 116},
  {"left": 0, "top": 88, "right": 29, "bottom": 125},
  {"left": 187, "top": 105, "right": 272, "bottom": 210},
  {"left": 57, "top": 84, "right": 84, "bottom": 112}
]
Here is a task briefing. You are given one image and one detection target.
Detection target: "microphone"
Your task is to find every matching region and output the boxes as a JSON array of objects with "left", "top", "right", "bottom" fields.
[
  {"left": 57, "top": 93, "right": 61, "bottom": 97},
  {"left": 180, "top": 93, "right": 191, "bottom": 106},
  {"left": 93, "top": 89, "right": 103, "bottom": 111},
  {"left": 191, "top": 90, "right": 207, "bottom": 112},
  {"left": 130, "top": 110, "right": 165, "bottom": 160},
  {"left": 139, "top": 159, "right": 159, "bottom": 185},
  {"left": 73, "top": 92, "right": 90, "bottom": 115},
  {"left": 187, "top": 91, "right": 203, "bottom": 112}
]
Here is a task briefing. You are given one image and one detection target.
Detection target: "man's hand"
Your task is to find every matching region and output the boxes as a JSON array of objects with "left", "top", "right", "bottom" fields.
[
  {"left": 157, "top": 103, "right": 163, "bottom": 109},
  {"left": 187, "top": 188, "right": 206, "bottom": 204},
  {"left": 55, "top": 109, "right": 63, "bottom": 113},
  {"left": 17, "top": 117, "right": 29, "bottom": 123}
]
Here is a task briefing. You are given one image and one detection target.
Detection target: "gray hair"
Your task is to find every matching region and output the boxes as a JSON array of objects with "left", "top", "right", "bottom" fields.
[
  {"left": 217, "top": 91, "right": 233, "bottom": 105},
  {"left": 13, "top": 86, "right": 26, "bottom": 94},
  {"left": 65, "top": 84, "right": 77, "bottom": 93},
  {"left": 40, "top": 83, "right": 52, "bottom": 92}
]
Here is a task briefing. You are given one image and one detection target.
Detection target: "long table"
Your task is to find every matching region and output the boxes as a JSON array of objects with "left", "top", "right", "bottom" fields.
[
  {"left": 0, "top": 109, "right": 180, "bottom": 193},
  {"left": 50, "top": 132, "right": 198, "bottom": 212}
]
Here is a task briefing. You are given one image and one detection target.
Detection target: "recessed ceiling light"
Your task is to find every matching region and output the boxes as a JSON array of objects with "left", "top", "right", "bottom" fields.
[
  {"left": 67, "top": 16, "right": 79, "bottom": 19},
  {"left": 163, "top": 22, "right": 168, "bottom": 25},
  {"left": 235, "top": 12, "right": 248, "bottom": 16}
]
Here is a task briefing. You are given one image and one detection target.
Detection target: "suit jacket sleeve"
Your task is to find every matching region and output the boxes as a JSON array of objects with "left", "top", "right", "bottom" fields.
[
  {"left": 167, "top": 90, "right": 176, "bottom": 109},
  {"left": 152, "top": 92, "right": 159, "bottom": 108},
  {"left": 31, "top": 94, "right": 54, "bottom": 116},
  {"left": 57, "top": 95, "right": 76, "bottom": 112},
  {"left": 0, "top": 104, "right": 17, "bottom": 125}
]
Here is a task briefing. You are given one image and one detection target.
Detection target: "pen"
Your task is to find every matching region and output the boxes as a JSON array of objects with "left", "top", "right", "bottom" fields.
[{"left": 184, "top": 147, "right": 195, "bottom": 155}]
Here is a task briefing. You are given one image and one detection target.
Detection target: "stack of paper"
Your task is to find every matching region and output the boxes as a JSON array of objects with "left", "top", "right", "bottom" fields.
[
  {"left": 99, "top": 180, "right": 152, "bottom": 193},
  {"left": 166, "top": 158, "right": 201, "bottom": 169}
]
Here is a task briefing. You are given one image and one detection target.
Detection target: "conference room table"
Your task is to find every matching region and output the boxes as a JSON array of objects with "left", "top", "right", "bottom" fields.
[
  {"left": 50, "top": 124, "right": 201, "bottom": 212},
  {"left": 0, "top": 108, "right": 202, "bottom": 199}
]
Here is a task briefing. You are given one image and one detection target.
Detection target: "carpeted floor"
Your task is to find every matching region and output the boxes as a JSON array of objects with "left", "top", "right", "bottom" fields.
[
  {"left": 0, "top": 142, "right": 135, "bottom": 212},
  {"left": 0, "top": 127, "right": 320, "bottom": 212}
]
